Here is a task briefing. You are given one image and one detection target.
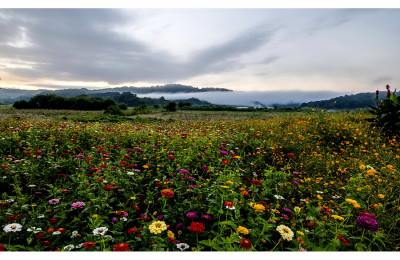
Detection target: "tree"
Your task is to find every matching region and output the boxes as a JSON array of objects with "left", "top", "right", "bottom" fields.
[{"left": 165, "top": 101, "right": 177, "bottom": 112}]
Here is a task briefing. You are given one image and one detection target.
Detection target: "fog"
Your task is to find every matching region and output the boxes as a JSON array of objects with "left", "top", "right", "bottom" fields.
[{"left": 136, "top": 91, "right": 350, "bottom": 107}]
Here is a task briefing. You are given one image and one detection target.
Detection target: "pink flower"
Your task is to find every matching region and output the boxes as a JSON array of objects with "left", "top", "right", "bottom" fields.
[
  {"left": 75, "top": 154, "right": 84, "bottom": 159},
  {"left": 299, "top": 247, "right": 307, "bottom": 251},
  {"left": 71, "top": 202, "right": 85, "bottom": 209},
  {"left": 48, "top": 199, "right": 60, "bottom": 205}
]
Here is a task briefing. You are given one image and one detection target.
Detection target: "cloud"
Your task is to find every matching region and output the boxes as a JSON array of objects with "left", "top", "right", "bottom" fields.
[
  {"left": 0, "top": 9, "right": 275, "bottom": 85},
  {"left": 371, "top": 76, "right": 392, "bottom": 85}
]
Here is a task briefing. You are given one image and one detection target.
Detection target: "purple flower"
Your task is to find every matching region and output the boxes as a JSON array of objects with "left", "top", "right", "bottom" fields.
[
  {"left": 156, "top": 215, "right": 163, "bottom": 220},
  {"left": 293, "top": 171, "right": 299, "bottom": 175},
  {"left": 189, "top": 185, "right": 198, "bottom": 188},
  {"left": 202, "top": 165, "right": 209, "bottom": 171},
  {"left": 178, "top": 168, "right": 190, "bottom": 174},
  {"left": 355, "top": 216, "right": 379, "bottom": 234},
  {"left": 75, "top": 154, "right": 84, "bottom": 159},
  {"left": 293, "top": 180, "right": 299, "bottom": 185},
  {"left": 219, "top": 151, "right": 228, "bottom": 156},
  {"left": 71, "top": 202, "right": 85, "bottom": 209},
  {"left": 280, "top": 168, "right": 285, "bottom": 172},
  {"left": 186, "top": 212, "right": 197, "bottom": 219},
  {"left": 283, "top": 207, "right": 292, "bottom": 213},
  {"left": 111, "top": 217, "right": 119, "bottom": 223},
  {"left": 201, "top": 214, "right": 212, "bottom": 221},
  {"left": 48, "top": 199, "right": 60, "bottom": 205},
  {"left": 176, "top": 223, "right": 184, "bottom": 229}
]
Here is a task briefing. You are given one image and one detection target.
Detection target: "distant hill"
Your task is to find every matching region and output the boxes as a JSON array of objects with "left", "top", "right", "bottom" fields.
[
  {"left": 300, "top": 92, "right": 389, "bottom": 110},
  {"left": 0, "top": 84, "right": 231, "bottom": 104}
]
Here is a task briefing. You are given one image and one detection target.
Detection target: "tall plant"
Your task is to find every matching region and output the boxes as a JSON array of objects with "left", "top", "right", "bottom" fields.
[{"left": 369, "top": 85, "right": 400, "bottom": 137}]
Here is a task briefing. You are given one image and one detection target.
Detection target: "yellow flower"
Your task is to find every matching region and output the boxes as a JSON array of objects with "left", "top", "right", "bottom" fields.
[
  {"left": 153, "top": 211, "right": 157, "bottom": 215},
  {"left": 237, "top": 226, "right": 249, "bottom": 235},
  {"left": 130, "top": 196, "right": 136, "bottom": 200},
  {"left": 226, "top": 181, "right": 234, "bottom": 185},
  {"left": 317, "top": 195, "right": 323, "bottom": 200},
  {"left": 297, "top": 231, "right": 304, "bottom": 236},
  {"left": 143, "top": 165, "right": 149, "bottom": 169},
  {"left": 359, "top": 164, "right": 366, "bottom": 170},
  {"left": 252, "top": 203, "right": 266, "bottom": 212},
  {"left": 31, "top": 204, "right": 37, "bottom": 207},
  {"left": 331, "top": 215, "right": 344, "bottom": 221},
  {"left": 149, "top": 221, "right": 167, "bottom": 234},
  {"left": 260, "top": 238, "right": 266, "bottom": 244},
  {"left": 178, "top": 230, "right": 182, "bottom": 235},
  {"left": 92, "top": 214, "right": 98, "bottom": 219},
  {"left": 378, "top": 194, "right": 385, "bottom": 199},
  {"left": 221, "top": 185, "right": 229, "bottom": 189},
  {"left": 294, "top": 207, "right": 301, "bottom": 214},
  {"left": 167, "top": 230, "right": 175, "bottom": 239}
]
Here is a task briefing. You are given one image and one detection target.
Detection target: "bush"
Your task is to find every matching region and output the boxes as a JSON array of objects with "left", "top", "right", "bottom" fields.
[
  {"left": 369, "top": 85, "right": 400, "bottom": 137},
  {"left": 165, "top": 101, "right": 177, "bottom": 112},
  {"left": 104, "top": 105, "right": 123, "bottom": 116}
]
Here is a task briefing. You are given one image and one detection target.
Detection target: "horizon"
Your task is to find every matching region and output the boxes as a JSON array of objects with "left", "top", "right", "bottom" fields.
[{"left": 0, "top": 8, "right": 399, "bottom": 94}]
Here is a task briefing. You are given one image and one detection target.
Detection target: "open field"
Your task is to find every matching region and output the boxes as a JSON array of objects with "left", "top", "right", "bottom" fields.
[{"left": 0, "top": 108, "right": 399, "bottom": 251}]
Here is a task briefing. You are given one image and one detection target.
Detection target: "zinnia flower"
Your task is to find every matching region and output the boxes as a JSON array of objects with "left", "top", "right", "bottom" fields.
[
  {"left": 3, "top": 223, "right": 22, "bottom": 233},
  {"left": 355, "top": 216, "right": 379, "bottom": 234},
  {"left": 48, "top": 199, "right": 60, "bottom": 205},
  {"left": 189, "top": 222, "right": 205, "bottom": 233},
  {"left": 186, "top": 212, "right": 197, "bottom": 219},
  {"left": 237, "top": 226, "right": 249, "bottom": 235},
  {"left": 240, "top": 238, "right": 252, "bottom": 250},
  {"left": 176, "top": 243, "right": 190, "bottom": 251},
  {"left": 149, "top": 221, "right": 167, "bottom": 234},
  {"left": 84, "top": 242, "right": 96, "bottom": 249},
  {"left": 71, "top": 202, "right": 85, "bottom": 209},
  {"left": 331, "top": 215, "right": 345, "bottom": 221},
  {"left": 113, "top": 243, "right": 130, "bottom": 251},
  {"left": 161, "top": 189, "right": 174, "bottom": 198},
  {"left": 276, "top": 225, "right": 294, "bottom": 241},
  {"left": 93, "top": 227, "right": 108, "bottom": 236}
]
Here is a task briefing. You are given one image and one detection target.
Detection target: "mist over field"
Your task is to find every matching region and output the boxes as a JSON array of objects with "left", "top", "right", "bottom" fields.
[{"left": 137, "top": 91, "right": 348, "bottom": 107}]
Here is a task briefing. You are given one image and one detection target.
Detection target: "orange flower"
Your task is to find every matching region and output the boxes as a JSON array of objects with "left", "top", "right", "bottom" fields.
[{"left": 161, "top": 189, "right": 174, "bottom": 198}]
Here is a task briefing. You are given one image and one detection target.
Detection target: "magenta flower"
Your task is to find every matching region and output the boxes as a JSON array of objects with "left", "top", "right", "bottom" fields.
[
  {"left": 219, "top": 151, "right": 228, "bottom": 156},
  {"left": 48, "top": 199, "right": 60, "bottom": 205},
  {"left": 75, "top": 154, "right": 84, "bottom": 159},
  {"left": 186, "top": 212, "right": 197, "bottom": 219},
  {"left": 355, "top": 216, "right": 379, "bottom": 234},
  {"left": 71, "top": 202, "right": 85, "bottom": 209}
]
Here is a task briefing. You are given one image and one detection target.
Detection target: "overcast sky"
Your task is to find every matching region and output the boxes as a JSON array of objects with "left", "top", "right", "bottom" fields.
[{"left": 0, "top": 8, "right": 399, "bottom": 93}]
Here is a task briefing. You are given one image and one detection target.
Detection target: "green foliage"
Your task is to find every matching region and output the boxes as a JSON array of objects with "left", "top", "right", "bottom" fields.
[
  {"left": 369, "top": 85, "right": 400, "bottom": 137},
  {"left": 165, "top": 101, "right": 177, "bottom": 112}
]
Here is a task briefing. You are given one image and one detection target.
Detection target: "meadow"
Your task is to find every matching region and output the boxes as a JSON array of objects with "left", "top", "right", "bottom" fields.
[{"left": 0, "top": 107, "right": 399, "bottom": 251}]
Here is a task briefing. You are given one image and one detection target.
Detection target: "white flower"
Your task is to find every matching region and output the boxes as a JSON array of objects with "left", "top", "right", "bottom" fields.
[
  {"left": 64, "top": 244, "right": 75, "bottom": 251},
  {"left": 93, "top": 227, "right": 108, "bottom": 236},
  {"left": 226, "top": 206, "right": 235, "bottom": 210},
  {"left": 28, "top": 185, "right": 36, "bottom": 187},
  {"left": 127, "top": 172, "right": 135, "bottom": 176},
  {"left": 276, "top": 224, "right": 294, "bottom": 241},
  {"left": 52, "top": 231, "right": 61, "bottom": 235},
  {"left": 316, "top": 191, "right": 324, "bottom": 194},
  {"left": 274, "top": 195, "right": 285, "bottom": 200},
  {"left": 27, "top": 227, "right": 42, "bottom": 233},
  {"left": 37, "top": 214, "right": 45, "bottom": 219},
  {"left": 76, "top": 243, "right": 84, "bottom": 249},
  {"left": 121, "top": 217, "right": 128, "bottom": 222},
  {"left": 176, "top": 243, "right": 190, "bottom": 251},
  {"left": 332, "top": 195, "right": 341, "bottom": 199},
  {"left": 71, "top": 230, "right": 79, "bottom": 238},
  {"left": 6, "top": 199, "right": 15, "bottom": 203},
  {"left": 3, "top": 223, "right": 22, "bottom": 233}
]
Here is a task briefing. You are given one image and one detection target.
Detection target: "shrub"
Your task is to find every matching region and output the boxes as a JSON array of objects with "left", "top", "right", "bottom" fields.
[{"left": 369, "top": 85, "right": 400, "bottom": 137}]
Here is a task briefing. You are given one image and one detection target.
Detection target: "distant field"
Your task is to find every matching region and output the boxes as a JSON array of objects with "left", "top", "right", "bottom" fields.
[{"left": 0, "top": 108, "right": 399, "bottom": 251}]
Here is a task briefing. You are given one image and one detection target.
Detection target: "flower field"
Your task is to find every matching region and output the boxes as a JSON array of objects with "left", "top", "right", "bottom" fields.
[{"left": 0, "top": 110, "right": 399, "bottom": 251}]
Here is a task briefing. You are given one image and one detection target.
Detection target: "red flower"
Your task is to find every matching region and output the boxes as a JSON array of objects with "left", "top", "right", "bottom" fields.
[
  {"left": 84, "top": 242, "right": 96, "bottom": 249},
  {"left": 240, "top": 238, "right": 252, "bottom": 250},
  {"left": 161, "top": 189, "right": 174, "bottom": 198},
  {"left": 35, "top": 232, "right": 45, "bottom": 239},
  {"left": 1, "top": 165, "right": 8, "bottom": 169},
  {"left": 0, "top": 202, "right": 8, "bottom": 207},
  {"left": 297, "top": 237, "right": 304, "bottom": 245},
  {"left": 104, "top": 185, "right": 113, "bottom": 191},
  {"left": 189, "top": 222, "right": 205, "bottom": 233},
  {"left": 0, "top": 244, "right": 5, "bottom": 251},
  {"left": 113, "top": 243, "right": 130, "bottom": 251},
  {"left": 337, "top": 235, "right": 349, "bottom": 245},
  {"left": 222, "top": 159, "right": 229, "bottom": 165},
  {"left": 49, "top": 218, "right": 58, "bottom": 224},
  {"left": 287, "top": 153, "right": 295, "bottom": 158},
  {"left": 127, "top": 228, "right": 138, "bottom": 234},
  {"left": 168, "top": 155, "right": 174, "bottom": 159},
  {"left": 224, "top": 201, "right": 234, "bottom": 208},
  {"left": 56, "top": 228, "right": 66, "bottom": 233},
  {"left": 47, "top": 228, "right": 55, "bottom": 234},
  {"left": 40, "top": 240, "right": 52, "bottom": 246}
]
